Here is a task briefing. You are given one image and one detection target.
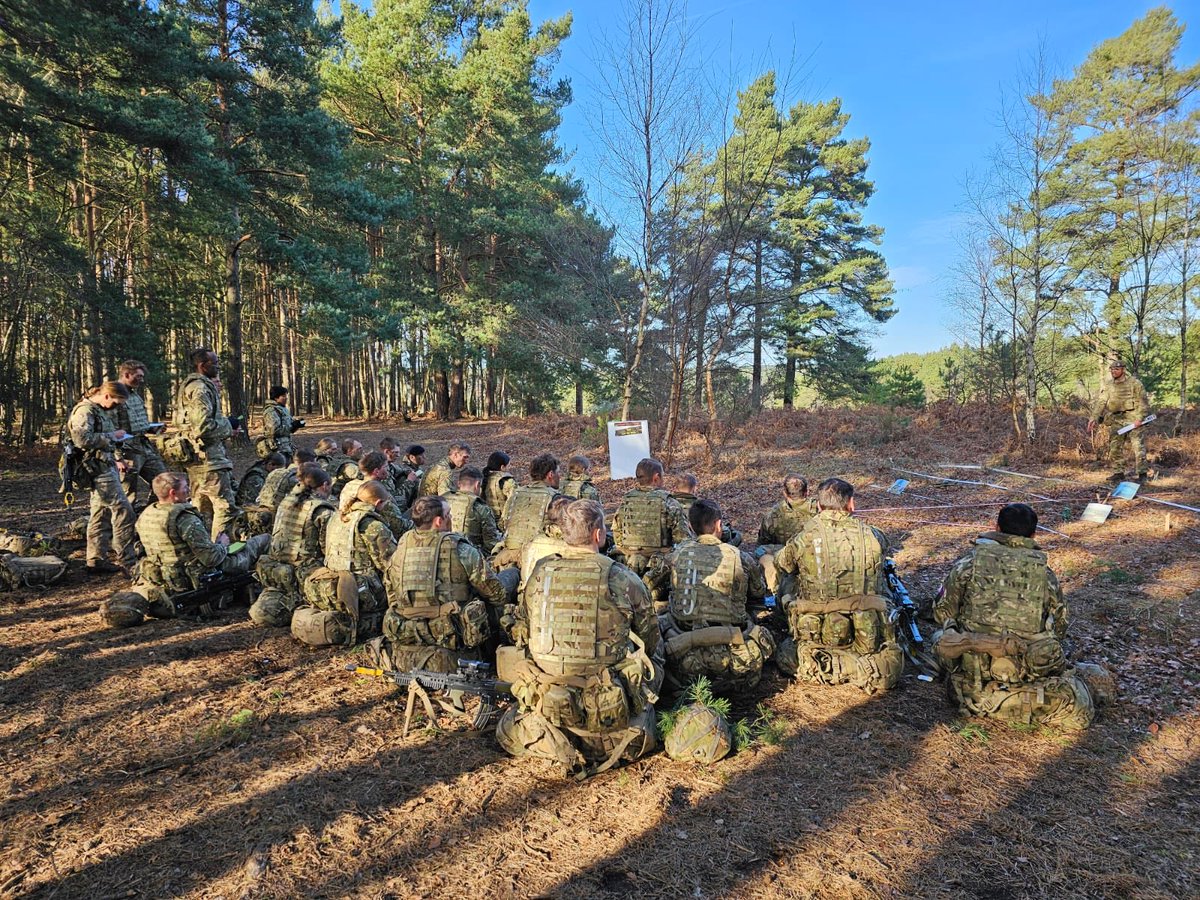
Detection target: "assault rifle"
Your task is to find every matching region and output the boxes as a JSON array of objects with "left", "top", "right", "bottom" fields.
[
  {"left": 58, "top": 438, "right": 79, "bottom": 506},
  {"left": 883, "top": 559, "right": 932, "bottom": 677},
  {"left": 171, "top": 569, "right": 256, "bottom": 617},
  {"left": 348, "top": 660, "right": 512, "bottom": 732}
]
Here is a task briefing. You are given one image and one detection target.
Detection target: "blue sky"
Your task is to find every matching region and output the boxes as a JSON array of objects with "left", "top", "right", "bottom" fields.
[{"left": 526, "top": 0, "right": 1200, "bottom": 356}]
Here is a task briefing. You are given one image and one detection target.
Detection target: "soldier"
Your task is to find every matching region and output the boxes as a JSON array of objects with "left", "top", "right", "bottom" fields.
[
  {"left": 933, "top": 503, "right": 1104, "bottom": 731},
  {"left": 648, "top": 499, "right": 774, "bottom": 695},
  {"left": 237, "top": 452, "right": 286, "bottom": 509},
  {"left": 377, "top": 495, "right": 507, "bottom": 672},
  {"left": 175, "top": 348, "right": 239, "bottom": 540},
  {"left": 496, "top": 500, "right": 659, "bottom": 779},
  {"left": 1088, "top": 358, "right": 1152, "bottom": 479},
  {"left": 257, "top": 385, "right": 303, "bottom": 459},
  {"left": 249, "top": 463, "right": 335, "bottom": 627},
  {"left": 516, "top": 494, "right": 573, "bottom": 598},
  {"left": 496, "top": 452, "right": 562, "bottom": 566},
  {"left": 670, "top": 473, "right": 741, "bottom": 547},
  {"left": 378, "top": 437, "right": 413, "bottom": 507},
  {"left": 313, "top": 437, "right": 339, "bottom": 474},
  {"left": 257, "top": 448, "right": 317, "bottom": 511},
  {"left": 481, "top": 450, "right": 516, "bottom": 520},
  {"left": 114, "top": 359, "right": 167, "bottom": 508},
  {"left": 337, "top": 451, "right": 412, "bottom": 540},
  {"left": 774, "top": 478, "right": 903, "bottom": 693},
  {"left": 611, "top": 458, "right": 693, "bottom": 609},
  {"left": 68, "top": 381, "right": 136, "bottom": 576},
  {"left": 418, "top": 442, "right": 470, "bottom": 498},
  {"left": 561, "top": 455, "right": 601, "bottom": 501},
  {"left": 756, "top": 474, "right": 817, "bottom": 593},
  {"left": 442, "top": 465, "right": 502, "bottom": 555},
  {"left": 328, "top": 439, "right": 364, "bottom": 497},
  {"left": 294, "top": 480, "right": 396, "bottom": 647},
  {"left": 125, "top": 472, "right": 267, "bottom": 620}
]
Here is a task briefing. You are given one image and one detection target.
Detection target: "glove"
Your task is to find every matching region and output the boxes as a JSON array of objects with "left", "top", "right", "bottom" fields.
[{"left": 291, "top": 419, "right": 307, "bottom": 432}]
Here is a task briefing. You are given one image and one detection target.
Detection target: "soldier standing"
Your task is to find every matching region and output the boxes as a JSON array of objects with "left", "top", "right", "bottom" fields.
[
  {"left": 176, "top": 348, "right": 240, "bottom": 540},
  {"left": 258, "top": 385, "right": 302, "bottom": 459},
  {"left": 1088, "top": 358, "right": 1151, "bottom": 479},
  {"left": 114, "top": 359, "right": 167, "bottom": 507},
  {"left": 68, "top": 381, "right": 135, "bottom": 576}
]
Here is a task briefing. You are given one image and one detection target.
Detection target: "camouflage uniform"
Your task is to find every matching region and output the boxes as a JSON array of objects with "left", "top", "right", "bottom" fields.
[
  {"left": 258, "top": 399, "right": 294, "bottom": 458},
  {"left": 176, "top": 372, "right": 238, "bottom": 540},
  {"left": 934, "top": 531, "right": 1095, "bottom": 730},
  {"left": 381, "top": 461, "right": 415, "bottom": 510},
  {"left": 257, "top": 464, "right": 299, "bottom": 511},
  {"left": 249, "top": 485, "right": 334, "bottom": 627},
  {"left": 756, "top": 497, "right": 818, "bottom": 593},
  {"left": 648, "top": 534, "right": 774, "bottom": 694},
  {"left": 68, "top": 398, "right": 136, "bottom": 568},
  {"left": 114, "top": 389, "right": 167, "bottom": 506},
  {"left": 774, "top": 510, "right": 903, "bottom": 693},
  {"left": 497, "top": 482, "right": 562, "bottom": 563},
  {"left": 1091, "top": 371, "right": 1151, "bottom": 476},
  {"left": 612, "top": 487, "right": 694, "bottom": 611},
  {"left": 671, "top": 491, "right": 742, "bottom": 546},
  {"left": 561, "top": 476, "right": 601, "bottom": 502},
  {"left": 517, "top": 529, "right": 568, "bottom": 597},
  {"left": 417, "top": 456, "right": 455, "bottom": 499},
  {"left": 325, "top": 452, "right": 361, "bottom": 499},
  {"left": 497, "top": 545, "right": 659, "bottom": 778},
  {"left": 442, "top": 489, "right": 502, "bottom": 555},
  {"left": 380, "top": 528, "right": 507, "bottom": 671},
  {"left": 130, "top": 500, "right": 268, "bottom": 618},
  {"left": 483, "top": 470, "right": 516, "bottom": 520},
  {"left": 236, "top": 459, "right": 271, "bottom": 508},
  {"left": 339, "top": 477, "right": 412, "bottom": 539}
]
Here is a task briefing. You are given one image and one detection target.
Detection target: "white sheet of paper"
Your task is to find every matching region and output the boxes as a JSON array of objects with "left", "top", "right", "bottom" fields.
[
  {"left": 607, "top": 420, "right": 651, "bottom": 480},
  {"left": 1080, "top": 502, "right": 1113, "bottom": 524}
]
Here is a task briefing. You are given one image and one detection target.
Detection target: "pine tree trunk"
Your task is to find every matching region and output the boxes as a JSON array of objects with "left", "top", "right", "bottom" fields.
[{"left": 751, "top": 239, "right": 764, "bottom": 409}]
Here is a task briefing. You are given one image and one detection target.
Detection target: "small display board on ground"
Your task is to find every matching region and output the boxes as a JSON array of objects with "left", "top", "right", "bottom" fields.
[
  {"left": 1079, "top": 502, "right": 1114, "bottom": 524},
  {"left": 607, "top": 420, "right": 651, "bottom": 480}
]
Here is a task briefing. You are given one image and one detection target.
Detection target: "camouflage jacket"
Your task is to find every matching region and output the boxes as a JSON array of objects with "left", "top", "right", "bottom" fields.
[
  {"left": 67, "top": 399, "right": 121, "bottom": 469},
  {"left": 647, "top": 534, "right": 767, "bottom": 619},
  {"left": 386, "top": 527, "right": 507, "bottom": 609},
  {"left": 259, "top": 401, "right": 294, "bottom": 455},
  {"left": 775, "top": 510, "right": 890, "bottom": 602},
  {"left": 1090, "top": 373, "right": 1150, "bottom": 425},
  {"left": 757, "top": 497, "right": 818, "bottom": 546},
  {"left": 175, "top": 373, "right": 232, "bottom": 472},
  {"left": 417, "top": 457, "right": 454, "bottom": 498}
]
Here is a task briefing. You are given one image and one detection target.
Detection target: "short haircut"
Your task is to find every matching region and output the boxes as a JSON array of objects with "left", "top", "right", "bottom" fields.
[
  {"left": 101, "top": 381, "right": 131, "bottom": 400},
  {"left": 265, "top": 452, "right": 287, "bottom": 468},
  {"left": 635, "top": 457, "right": 663, "bottom": 486},
  {"left": 118, "top": 359, "right": 146, "bottom": 377},
  {"left": 406, "top": 444, "right": 425, "bottom": 457},
  {"left": 562, "top": 499, "right": 604, "bottom": 546},
  {"left": 189, "top": 347, "right": 214, "bottom": 368},
  {"left": 689, "top": 498, "right": 722, "bottom": 535},
  {"left": 545, "top": 494, "right": 574, "bottom": 527},
  {"left": 152, "top": 471, "right": 188, "bottom": 499},
  {"left": 297, "top": 462, "right": 330, "bottom": 491},
  {"left": 412, "top": 496, "right": 449, "bottom": 528},
  {"left": 783, "top": 474, "right": 808, "bottom": 500},
  {"left": 360, "top": 451, "right": 387, "bottom": 474},
  {"left": 294, "top": 448, "right": 316, "bottom": 465},
  {"left": 380, "top": 437, "right": 398, "bottom": 451},
  {"left": 448, "top": 442, "right": 471, "bottom": 455},
  {"left": 342, "top": 438, "right": 363, "bottom": 457},
  {"left": 530, "top": 452, "right": 559, "bottom": 481},
  {"left": 678, "top": 472, "right": 699, "bottom": 493},
  {"left": 485, "top": 450, "right": 510, "bottom": 470},
  {"left": 816, "top": 477, "right": 854, "bottom": 511},
  {"left": 314, "top": 438, "right": 338, "bottom": 454},
  {"left": 998, "top": 503, "right": 1038, "bottom": 538},
  {"left": 568, "top": 455, "right": 592, "bottom": 477},
  {"left": 451, "top": 465, "right": 483, "bottom": 489},
  {"left": 269, "top": 385, "right": 288, "bottom": 400}
]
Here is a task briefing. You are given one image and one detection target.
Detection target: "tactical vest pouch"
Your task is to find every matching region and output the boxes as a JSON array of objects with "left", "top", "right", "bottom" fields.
[
  {"left": 457, "top": 598, "right": 489, "bottom": 649},
  {"left": 821, "top": 612, "right": 853, "bottom": 647},
  {"left": 581, "top": 671, "right": 630, "bottom": 733},
  {"left": 1024, "top": 634, "right": 1066, "bottom": 678},
  {"left": 291, "top": 606, "right": 354, "bottom": 647},
  {"left": 540, "top": 684, "right": 585, "bottom": 729},
  {"left": 792, "top": 612, "right": 823, "bottom": 644},
  {"left": 152, "top": 433, "right": 198, "bottom": 466},
  {"left": 256, "top": 557, "right": 297, "bottom": 593},
  {"left": 617, "top": 492, "right": 668, "bottom": 550},
  {"left": 851, "top": 610, "right": 882, "bottom": 654}
]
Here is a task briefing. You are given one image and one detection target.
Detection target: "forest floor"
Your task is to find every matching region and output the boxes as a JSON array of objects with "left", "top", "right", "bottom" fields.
[{"left": 0, "top": 405, "right": 1197, "bottom": 899}]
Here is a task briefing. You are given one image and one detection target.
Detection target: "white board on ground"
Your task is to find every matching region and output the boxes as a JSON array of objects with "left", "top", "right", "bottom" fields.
[
  {"left": 607, "top": 420, "right": 651, "bottom": 480},
  {"left": 1079, "top": 502, "right": 1113, "bottom": 524}
]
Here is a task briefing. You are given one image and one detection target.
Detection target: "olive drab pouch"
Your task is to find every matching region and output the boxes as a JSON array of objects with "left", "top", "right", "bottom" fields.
[
  {"left": 1024, "top": 634, "right": 1066, "bottom": 678},
  {"left": 291, "top": 606, "right": 354, "bottom": 647},
  {"left": 256, "top": 557, "right": 297, "bottom": 593},
  {"left": 539, "top": 683, "right": 585, "bottom": 729},
  {"left": 151, "top": 433, "right": 198, "bottom": 466},
  {"left": 302, "top": 567, "right": 342, "bottom": 611},
  {"left": 821, "top": 612, "right": 853, "bottom": 647},
  {"left": 457, "top": 598, "right": 489, "bottom": 649},
  {"left": 793, "top": 612, "right": 823, "bottom": 644},
  {"left": 850, "top": 610, "right": 882, "bottom": 655},
  {"left": 0, "top": 554, "right": 69, "bottom": 591},
  {"left": 581, "top": 671, "right": 630, "bottom": 733}
]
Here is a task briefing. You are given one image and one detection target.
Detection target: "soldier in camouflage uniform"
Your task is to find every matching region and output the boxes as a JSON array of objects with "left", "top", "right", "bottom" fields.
[
  {"left": 313, "top": 438, "right": 339, "bottom": 475},
  {"left": 481, "top": 450, "right": 516, "bottom": 520},
  {"left": 114, "top": 360, "right": 167, "bottom": 508},
  {"left": 376, "top": 496, "right": 507, "bottom": 673},
  {"left": 612, "top": 458, "right": 694, "bottom": 610},
  {"left": 516, "top": 494, "right": 573, "bottom": 599},
  {"left": 126, "top": 472, "right": 268, "bottom": 620},
  {"left": 418, "top": 442, "right": 470, "bottom": 498},
  {"left": 670, "top": 473, "right": 741, "bottom": 547},
  {"left": 294, "top": 480, "right": 397, "bottom": 646},
  {"left": 250, "top": 463, "right": 335, "bottom": 627},
  {"left": 647, "top": 499, "right": 774, "bottom": 696},
  {"left": 774, "top": 478, "right": 903, "bottom": 693},
  {"left": 257, "top": 385, "right": 302, "bottom": 459},
  {"left": 256, "top": 449, "right": 316, "bottom": 511},
  {"left": 68, "top": 381, "right": 136, "bottom": 576},
  {"left": 933, "top": 503, "right": 1102, "bottom": 731},
  {"left": 561, "top": 455, "right": 601, "bottom": 501},
  {"left": 337, "top": 451, "right": 412, "bottom": 540},
  {"left": 327, "top": 438, "right": 364, "bottom": 498},
  {"left": 497, "top": 500, "right": 659, "bottom": 779},
  {"left": 379, "top": 438, "right": 417, "bottom": 509},
  {"left": 237, "top": 452, "right": 285, "bottom": 508},
  {"left": 441, "top": 465, "right": 502, "bottom": 555},
  {"left": 496, "top": 453, "right": 562, "bottom": 567},
  {"left": 175, "top": 348, "right": 240, "bottom": 540},
  {"left": 1088, "top": 358, "right": 1152, "bottom": 479},
  {"left": 756, "top": 474, "right": 817, "bottom": 593}
]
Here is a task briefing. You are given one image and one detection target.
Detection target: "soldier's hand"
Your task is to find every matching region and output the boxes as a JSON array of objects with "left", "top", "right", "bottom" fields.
[
  {"left": 216, "top": 533, "right": 231, "bottom": 547},
  {"left": 116, "top": 460, "right": 131, "bottom": 474},
  {"left": 407, "top": 471, "right": 418, "bottom": 482},
  {"left": 113, "top": 429, "right": 128, "bottom": 442}
]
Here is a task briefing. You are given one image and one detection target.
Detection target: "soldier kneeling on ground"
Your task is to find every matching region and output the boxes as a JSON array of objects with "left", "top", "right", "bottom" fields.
[
  {"left": 249, "top": 463, "right": 336, "bottom": 628},
  {"left": 933, "top": 503, "right": 1112, "bottom": 731},
  {"left": 669, "top": 473, "right": 742, "bottom": 547},
  {"left": 496, "top": 499, "right": 660, "bottom": 780},
  {"left": 101, "top": 472, "right": 268, "bottom": 628},
  {"left": 774, "top": 478, "right": 904, "bottom": 694},
  {"left": 236, "top": 451, "right": 287, "bottom": 535},
  {"left": 647, "top": 499, "right": 775, "bottom": 697},
  {"left": 755, "top": 473, "right": 817, "bottom": 594}
]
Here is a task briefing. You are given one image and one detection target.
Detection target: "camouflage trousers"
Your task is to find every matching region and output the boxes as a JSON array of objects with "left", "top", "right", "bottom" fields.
[
  {"left": 120, "top": 446, "right": 168, "bottom": 508},
  {"left": 776, "top": 637, "right": 904, "bottom": 694},
  {"left": 1106, "top": 423, "right": 1146, "bottom": 476},
  {"left": 948, "top": 669, "right": 1095, "bottom": 731},
  {"left": 88, "top": 469, "right": 135, "bottom": 567},
  {"left": 661, "top": 620, "right": 777, "bottom": 696},
  {"left": 496, "top": 706, "right": 656, "bottom": 779},
  {"left": 186, "top": 465, "right": 240, "bottom": 540}
]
